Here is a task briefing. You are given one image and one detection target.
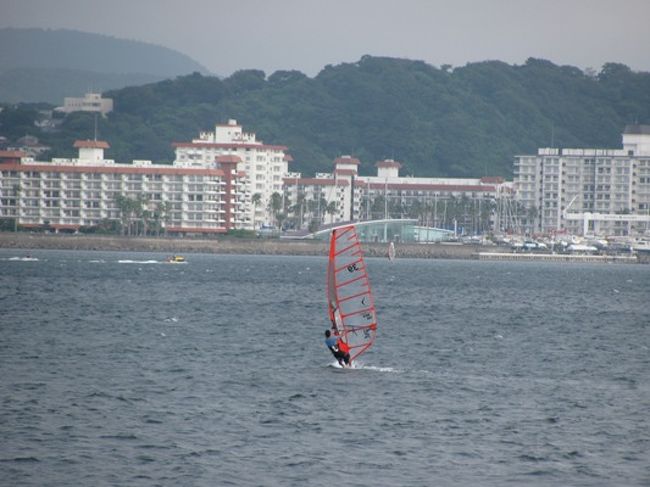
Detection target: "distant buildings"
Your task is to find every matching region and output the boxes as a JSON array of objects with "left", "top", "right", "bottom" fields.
[
  {"left": 11, "top": 117, "right": 649, "bottom": 240},
  {"left": 8, "top": 135, "right": 51, "bottom": 159},
  {"left": 55, "top": 93, "right": 114, "bottom": 116},
  {"left": 283, "top": 156, "right": 514, "bottom": 235},
  {"left": 173, "top": 119, "right": 290, "bottom": 229},
  {"left": 0, "top": 140, "right": 245, "bottom": 233},
  {"left": 514, "top": 125, "right": 650, "bottom": 237}
]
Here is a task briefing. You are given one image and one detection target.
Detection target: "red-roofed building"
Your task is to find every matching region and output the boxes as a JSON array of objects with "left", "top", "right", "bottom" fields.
[
  {"left": 0, "top": 140, "right": 245, "bottom": 234},
  {"left": 333, "top": 155, "right": 361, "bottom": 166},
  {"left": 0, "top": 150, "right": 27, "bottom": 164},
  {"left": 73, "top": 140, "right": 110, "bottom": 149},
  {"left": 73, "top": 140, "right": 110, "bottom": 162},
  {"left": 282, "top": 155, "right": 514, "bottom": 232}
]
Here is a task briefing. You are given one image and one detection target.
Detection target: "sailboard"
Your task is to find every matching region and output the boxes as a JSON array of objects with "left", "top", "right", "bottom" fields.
[
  {"left": 327, "top": 225, "right": 378, "bottom": 364},
  {"left": 388, "top": 241, "right": 396, "bottom": 261}
]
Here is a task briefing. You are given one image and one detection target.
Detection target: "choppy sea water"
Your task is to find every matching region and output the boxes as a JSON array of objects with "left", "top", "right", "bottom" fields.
[{"left": 1, "top": 249, "right": 649, "bottom": 486}]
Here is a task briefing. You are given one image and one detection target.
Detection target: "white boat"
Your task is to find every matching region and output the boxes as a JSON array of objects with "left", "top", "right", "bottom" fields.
[{"left": 568, "top": 244, "right": 598, "bottom": 253}]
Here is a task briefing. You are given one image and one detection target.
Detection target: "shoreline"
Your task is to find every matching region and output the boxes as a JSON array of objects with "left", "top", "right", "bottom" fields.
[
  {"left": 0, "top": 232, "right": 479, "bottom": 259},
  {"left": 0, "top": 232, "right": 645, "bottom": 263}
]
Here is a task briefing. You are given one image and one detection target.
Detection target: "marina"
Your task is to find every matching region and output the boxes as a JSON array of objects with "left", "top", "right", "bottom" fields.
[{"left": 477, "top": 251, "right": 638, "bottom": 264}]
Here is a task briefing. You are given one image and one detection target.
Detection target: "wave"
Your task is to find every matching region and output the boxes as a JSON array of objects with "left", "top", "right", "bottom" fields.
[
  {"left": 327, "top": 361, "right": 398, "bottom": 373},
  {"left": 117, "top": 260, "right": 160, "bottom": 264}
]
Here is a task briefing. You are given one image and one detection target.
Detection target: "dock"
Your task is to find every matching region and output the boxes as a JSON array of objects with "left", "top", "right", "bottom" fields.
[{"left": 477, "top": 252, "right": 638, "bottom": 264}]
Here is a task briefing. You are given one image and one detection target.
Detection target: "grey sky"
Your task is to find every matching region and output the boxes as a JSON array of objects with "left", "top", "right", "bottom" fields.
[{"left": 2, "top": 0, "right": 649, "bottom": 77}]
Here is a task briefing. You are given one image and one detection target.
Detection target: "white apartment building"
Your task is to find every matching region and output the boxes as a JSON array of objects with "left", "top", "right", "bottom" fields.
[
  {"left": 173, "top": 119, "right": 290, "bottom": 229},
  {"left": 55, "top": 93, "right": 114, "bottom": 116},
  {"left": 0, "top": 141, "right": 245, "bottom": 234},
  {"left": 284, "top": 155, "right": 513, "bottom": 234},
  {"left": 514, "top": 125, "right": 650, "bottom": 237}
]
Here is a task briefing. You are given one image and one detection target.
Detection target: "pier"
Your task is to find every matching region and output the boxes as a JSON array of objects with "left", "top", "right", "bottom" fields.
[{"left": 477, "top": 252, "right": 638, "bottom": 264}]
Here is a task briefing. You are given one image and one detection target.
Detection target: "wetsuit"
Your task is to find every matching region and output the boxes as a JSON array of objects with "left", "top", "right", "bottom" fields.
[{"left": 325, "top": 336, "right": 351, "bottom": 366}]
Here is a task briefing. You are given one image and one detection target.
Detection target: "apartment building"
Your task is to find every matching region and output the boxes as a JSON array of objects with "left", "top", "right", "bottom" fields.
[
  {"left": 514, "top": 125, "right": 650, "bottom": 236},
  {"left": 0, "top": 141, "right": 245, "bottom": 234},
  {"left": 173, "top": 119, "right": 290, "bottom": 229},
  {"left": 55, "top": 93, "right": 114, "bottom": 116}
]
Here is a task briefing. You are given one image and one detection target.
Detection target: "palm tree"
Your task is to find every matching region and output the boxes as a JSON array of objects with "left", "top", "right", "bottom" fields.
[
  {"left": 115, "top": 194, "right": 144, "bottom": 236},
  {"left": 527, "top": 205, "right": 539, "bottom": 234},
  {"left": 370, "top": 196, "right": 385, "bottom": 220},
  {"left": 252, "top": 193, "right": 262, "bottom": 230},
  {"left": 268, "top": 192, "right": 283, "bottom": 228},
  {"left": 325, "top": 201, "right": 338, "bottom": 224},
  {"left": 12, "top": 183, "right": 21, "bottom": 232},
  {"left": 115, "top": 194, "right": 132, "bottom": 235},
  {"left": 295, "top": 193, "right": 306, "bottom": 229},
  {"left": 133, "top": 194, "right": 148, "bottom": 236},
  {"left": 155, "top": 201, "right": 171, "bottom": 236}
]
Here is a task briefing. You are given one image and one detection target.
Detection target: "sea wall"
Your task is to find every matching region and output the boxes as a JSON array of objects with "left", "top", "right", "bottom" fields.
[
  {"left": 2, "top": 232, "right": 643, "bottom": 263},
  {"left": 0, "top": 232, "right": 479, "bottom": 259}
]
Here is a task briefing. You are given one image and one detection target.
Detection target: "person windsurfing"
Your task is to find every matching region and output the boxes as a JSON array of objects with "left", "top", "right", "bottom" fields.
[{"left": 324, "top": 329, "right": 351, "bottom": 367}]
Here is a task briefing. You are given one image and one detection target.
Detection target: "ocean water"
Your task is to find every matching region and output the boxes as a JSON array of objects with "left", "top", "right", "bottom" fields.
[{"left": 1, "top": 249, "right": 649, "bottom": 486}]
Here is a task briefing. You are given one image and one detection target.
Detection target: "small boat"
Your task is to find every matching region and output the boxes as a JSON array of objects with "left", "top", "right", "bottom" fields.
[{"left": 166, "top": 255, "right": 186, "bottom": 263}]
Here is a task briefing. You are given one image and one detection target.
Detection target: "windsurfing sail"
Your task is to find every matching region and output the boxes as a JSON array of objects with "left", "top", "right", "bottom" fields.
[
  {"left": 388, "top": 241, "right": 396, "bottom": 261},
  {"left": 327, "top": 225, "right": 378, "bottom": 363}
]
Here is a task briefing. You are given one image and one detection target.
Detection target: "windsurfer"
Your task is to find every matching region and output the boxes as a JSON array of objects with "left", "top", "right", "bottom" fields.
[{"left": 325, "top": 329, "right": 351, "bottom": 367}]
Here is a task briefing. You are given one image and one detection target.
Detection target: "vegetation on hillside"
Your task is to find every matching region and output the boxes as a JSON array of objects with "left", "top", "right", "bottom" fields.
[{"left": 2, "top": 56, "right": 649, "bottom": 178}]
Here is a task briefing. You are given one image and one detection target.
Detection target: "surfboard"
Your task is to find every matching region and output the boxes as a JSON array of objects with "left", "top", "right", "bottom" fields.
[{"left": 327, "top": 225, "right": 378, "bottom": 365}]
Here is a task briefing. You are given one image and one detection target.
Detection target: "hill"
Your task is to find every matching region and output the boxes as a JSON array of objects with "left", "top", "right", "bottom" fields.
[
  {"left": 3, "top": 56, "right": 650, "bottom": 178},
  {"left": 0, "top": 28, "right": 210, "bottom": 103}
]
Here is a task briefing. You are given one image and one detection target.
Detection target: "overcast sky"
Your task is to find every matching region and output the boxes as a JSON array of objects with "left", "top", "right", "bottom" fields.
[{"left": 2, "top": 0, "right": 649, "bottom": 77}]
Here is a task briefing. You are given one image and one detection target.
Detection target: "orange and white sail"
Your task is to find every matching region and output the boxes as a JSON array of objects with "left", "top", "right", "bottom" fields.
[{"left": 327, "top": 225, "right": 377, "bottom": 362}]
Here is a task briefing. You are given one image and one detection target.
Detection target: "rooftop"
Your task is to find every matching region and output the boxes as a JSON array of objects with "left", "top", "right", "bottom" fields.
[
  {"left": 74, "top": 140, "right": 110, "bottom": 149},
  {"left": 623, "top": 124, "right": 650, "bottom": 135}
]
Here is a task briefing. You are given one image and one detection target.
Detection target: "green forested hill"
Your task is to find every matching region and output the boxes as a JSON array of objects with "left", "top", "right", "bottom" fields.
[{"left": 4, "top": 56, "right": 650, "bottom": 178}]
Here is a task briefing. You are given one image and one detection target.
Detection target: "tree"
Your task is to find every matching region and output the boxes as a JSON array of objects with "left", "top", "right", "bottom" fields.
[
  {"left": 132, "top": 194, "right": 149, "bottom": 236},
  {"left": 115, "top": 194, "right": 144, "bottom": 236},
  {"left": 268, "top": 192, "right": 283, "bottom": 228},
  {"left": 251, "top": 192, "right": 262, "bottom": 229},
  {"left": 152, "top": 201, "right": 171, "bottom": 235},
  {"left": 13, "top": 183, "right": 21, "bottom": 232},
  {"left": 9, "top": 56, "right": 650, "bottom": 181},
  {"left": 325, "top": 201, "right": 338, "bottom": 224},
  {"left": 527, "top": 205, "right": 539, "bottom": 234}
]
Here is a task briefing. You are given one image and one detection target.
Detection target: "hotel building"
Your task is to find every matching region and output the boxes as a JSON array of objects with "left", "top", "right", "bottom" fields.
[
  {"left": 173, "top": 119, "right": 290, "bottom": 229},
  {"left": 55, "top": 92, "right": 114, "bottom": 116},
  {"left": 514, "top": 125, "right": 650, "bottom": 236},
  {"left": 0, "top": 141, "right": 245, "bottom": 234},
  {"left": 283, "top": 155, "right": 513, "bottom": 234}
]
